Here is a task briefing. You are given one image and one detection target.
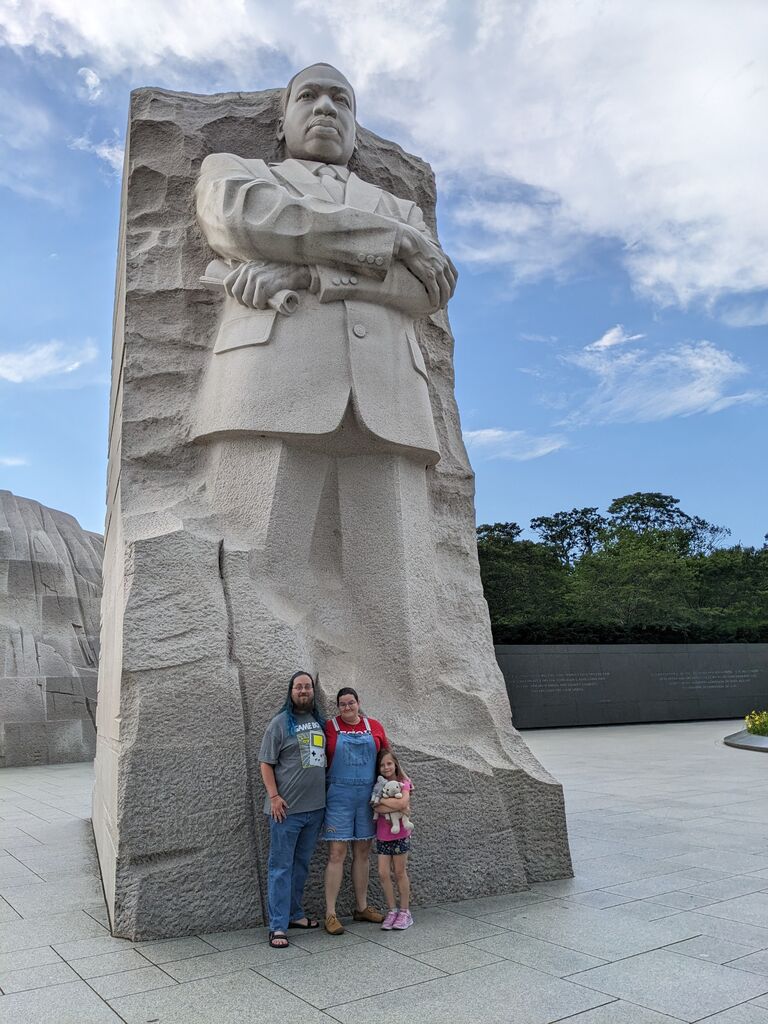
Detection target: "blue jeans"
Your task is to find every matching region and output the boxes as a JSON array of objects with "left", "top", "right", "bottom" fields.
[{"left": 267, "top": 807, "right": 324, "bottom": 932}]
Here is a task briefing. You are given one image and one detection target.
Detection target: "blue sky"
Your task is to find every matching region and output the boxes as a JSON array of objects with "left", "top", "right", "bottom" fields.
[{"left": 1, "top": 2, "right": 766, "bottom": 545}]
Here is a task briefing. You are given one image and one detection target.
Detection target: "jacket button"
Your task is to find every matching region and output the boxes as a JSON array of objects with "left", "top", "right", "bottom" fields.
[
  {"left": 350, "top": 276, "right": 358, "bottom": 285},
  {"left": 332, "top": 277, "right": 341, "bottom": 285},
  {"left": 341, "top": 276, "right": 350, "bottom": 285},
  {"left": 375, "top": 256, "right": 384, "bottom": 266},
  {"left": 353, "top": 323, "right": 366, "bottom": 338},
  {"left": 358, "top": 253, "right": 366, "bottom": 262},
  {"left": 366, "top": 255, "right": 376, "bottom": 264}
]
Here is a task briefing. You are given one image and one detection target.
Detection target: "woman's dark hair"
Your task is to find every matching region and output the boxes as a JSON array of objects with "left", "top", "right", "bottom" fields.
[
  {"left": 335, "top": 686, "right": 359, "bottom": 705},
  {"left": 282, "top": 671, "right": 324, "bottom": 736},
  {"left": 376, "top": 747, "right": 407, "bottom": 782}
]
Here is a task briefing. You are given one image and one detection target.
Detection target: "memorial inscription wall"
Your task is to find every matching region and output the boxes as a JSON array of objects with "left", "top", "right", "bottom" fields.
[{"left": 496, "top": 644, "right": 768, "bottom": 728}]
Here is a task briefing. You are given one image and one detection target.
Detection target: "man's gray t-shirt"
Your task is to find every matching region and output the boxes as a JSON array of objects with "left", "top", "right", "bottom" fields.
[{"left": 258, "top": 711, "right": 326, "bottom": 815}]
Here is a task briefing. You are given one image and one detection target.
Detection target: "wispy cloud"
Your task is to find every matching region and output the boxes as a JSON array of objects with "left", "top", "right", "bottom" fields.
[
  {"left": 719, "top": 296, "right": 768, "bottom": 328},
  {"left": 0, "top": 456, "right": 27, "bottom": 467},
  {"left": 77, "top": 66, "right": 102, "bottom": 101},
  {"left": 0, "top": 341, "right": 98, "bottom": 383},
  {"left": 463, "top": 428, "right": 567, "bottom": 461},
  {"left": 69, "top": 133, "right": 124, "bottom": 172},
  {"left": 585, "top": 324, "right": 645, "bottom": 351},
  {"left": 565, "top": 336, "right": 763, "bottom": 425}
]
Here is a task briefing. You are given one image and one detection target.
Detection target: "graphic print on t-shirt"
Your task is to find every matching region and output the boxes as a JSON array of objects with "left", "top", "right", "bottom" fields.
[{"left": 296, "top": 720, "right": 326, "bottom": 768}]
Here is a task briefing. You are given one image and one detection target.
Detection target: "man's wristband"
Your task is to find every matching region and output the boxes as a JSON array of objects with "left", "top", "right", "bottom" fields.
[{"left": 269, "top": 793, "right": 280, "bottom": 800}]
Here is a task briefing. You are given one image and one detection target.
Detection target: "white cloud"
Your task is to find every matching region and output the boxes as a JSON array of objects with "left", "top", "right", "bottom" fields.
[
  {"left": 719, "top": 296, "right": 768, "bottom": 328},
  {"left": 69, "top": 133, "right": 124, "bottom": 171},
  {"left": 0, "top": 456, "right": 27, "bottom": 467},
  {"left": 77, "top": 66, "right": 102, "bottom": 101},
  {"left": 565, "top": 338, "right": 762, "bottom": 425},
  {"left": 1, "top": 2, "right": 766, "bottom": 305},
  {"left": 463, "top": 427, "right": 567, "bottom": 461},
  {"left": 585, "top": 324, "right": 645, "bottom": 352},
  {"left": 0, "top": 341, "right": 98, "bottom": 383}
]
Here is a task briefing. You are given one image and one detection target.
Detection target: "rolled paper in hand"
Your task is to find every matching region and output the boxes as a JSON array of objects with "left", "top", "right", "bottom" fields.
[
  {"left": 199, "top": 258, "right": 298, "bottom": 316},
  {"left": 267, "top": 289, "right": 299, "bottom": 315}
]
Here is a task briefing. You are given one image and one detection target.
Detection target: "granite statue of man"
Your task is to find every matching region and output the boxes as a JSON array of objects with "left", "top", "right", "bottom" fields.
[{"left": 193, "top": 63, "right": 459, "bottom": 733}]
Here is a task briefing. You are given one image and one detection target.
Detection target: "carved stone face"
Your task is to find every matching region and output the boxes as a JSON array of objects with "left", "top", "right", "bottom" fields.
[{"left": 279, "top": 64, "right": 356, "bottom": 165}]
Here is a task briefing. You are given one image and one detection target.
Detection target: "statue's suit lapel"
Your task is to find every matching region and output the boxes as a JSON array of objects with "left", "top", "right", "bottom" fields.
[
  {"left": 344, "top": 173, "right": 384, "bottom": 213},
  {"left": 272, "top": 159, "right": 335, "bottom": 202}
]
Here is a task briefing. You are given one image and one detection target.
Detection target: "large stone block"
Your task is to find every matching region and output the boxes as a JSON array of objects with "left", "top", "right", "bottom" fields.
[
  {"left": 94, "top": 80, "right": 572, "bottom": 939},
  {"left": 0, "top": 491, "right": 102, "bottom": 767}
]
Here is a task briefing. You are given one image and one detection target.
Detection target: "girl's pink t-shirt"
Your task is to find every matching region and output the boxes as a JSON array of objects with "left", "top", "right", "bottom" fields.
[{"left": 376, "top": 778, "right": 413, "bottom": 841}]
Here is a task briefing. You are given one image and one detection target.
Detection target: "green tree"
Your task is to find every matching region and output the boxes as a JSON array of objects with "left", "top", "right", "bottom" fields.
[
  {"left": 606, "top": 492, "right": 729, "bottom": 555},
  {"left": 569, "top": 530, "right": 697, "bottom": 629},
  {"left": 530, "top": 507, "right": 607, "bottom": 566},
  {"left": 476, "top": 522, "right": 568, "bottom": 632}
]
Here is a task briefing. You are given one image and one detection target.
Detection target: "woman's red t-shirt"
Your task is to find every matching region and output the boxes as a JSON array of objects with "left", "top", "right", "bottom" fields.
[{"left": 324, "top": 716, "right": 389, "bottom": 767}]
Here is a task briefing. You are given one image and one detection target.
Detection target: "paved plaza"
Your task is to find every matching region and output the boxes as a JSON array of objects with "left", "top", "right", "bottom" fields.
[{"left": 1, "top": 719, "right": 767, "bottom": 1022}]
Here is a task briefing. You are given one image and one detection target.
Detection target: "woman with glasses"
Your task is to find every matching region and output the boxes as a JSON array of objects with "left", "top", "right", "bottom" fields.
[{"left": 322, "top": 686, "right": 389, "bottom": 934}]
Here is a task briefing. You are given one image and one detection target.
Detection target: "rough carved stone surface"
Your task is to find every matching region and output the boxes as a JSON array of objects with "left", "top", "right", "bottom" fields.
[
  {"left": 0, "top": 490, "right": 102, "bottom": 767},
  {"left": 93, "top": 84, "right": 572, "bottom": 940}
]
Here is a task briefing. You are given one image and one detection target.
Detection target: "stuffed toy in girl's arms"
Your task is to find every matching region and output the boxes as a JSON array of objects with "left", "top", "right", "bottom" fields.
[{"left": 370, "top": 775, "right": 415, "bottom": 835}]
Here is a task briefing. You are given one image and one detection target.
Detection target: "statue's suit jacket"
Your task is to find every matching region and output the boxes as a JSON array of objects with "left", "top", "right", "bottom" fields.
[{"left": 193, "top": 154, "right": 442, "bottom": 463}]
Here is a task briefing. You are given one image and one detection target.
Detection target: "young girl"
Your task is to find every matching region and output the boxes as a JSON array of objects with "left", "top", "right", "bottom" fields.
[{"left": 374, "top": 748, "right": 413, "bottom": 930}]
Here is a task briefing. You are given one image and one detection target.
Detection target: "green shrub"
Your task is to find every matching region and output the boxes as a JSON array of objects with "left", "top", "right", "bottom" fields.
[{"left": 745, "top": 710, "right": 768, "bottom": 736}]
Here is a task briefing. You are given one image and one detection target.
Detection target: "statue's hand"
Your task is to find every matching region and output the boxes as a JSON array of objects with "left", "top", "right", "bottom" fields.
[
  {"left": 395, "top": 227, "right": 458, "bottom": 310},
  {"left": 224, "top": 261, "right": 311, "bottom": 309}
]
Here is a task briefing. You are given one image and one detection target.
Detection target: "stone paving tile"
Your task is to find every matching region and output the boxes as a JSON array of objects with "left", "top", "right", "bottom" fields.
[
  {"left": 0, "top": 861, "right": 42, "bottom": 886},
  {"left": 109, "top": 969, "right": 329, "bottom": 1023},
  {"left": 662, "top": 852, "right": 768, "bottom": 875},
  {"left": 133, "top": 936, "right": 216, "bottom": 964},
  {"left": 0, "top": 979, "right": 122, "bottom": 1022},
  {"left": 0, "top": 960, "right": 79, "bottom": 993},
  {"left": 559, "top": 890, "right": 635, "bottom": 910},
  {"left": 2, "top": 879, "right": 105, "bottom": 919},
  {"left": 695, "top": 1004, "right": 768, "bottom": 1022},
  {"left": 647, "top": 891, "right": 725, "bottom": 911},
  {"left": 344, "top": 906, "right": 507, "bottom": 954},
  {"left": 437, "top": 890, "right": 551, "bottom": 918},
  {"left": 410, "top": 942, "right": 505, "bottom": 974},
  {"left": 198, "top": 925, "right": 270, "bottom": 950},
  {"left": 654, "top": 912, "right": 768, "bottom": 951},
  {"left": 0, "top": 945, "right": 61, "bottom": 974},
  {"left": 324, "top": 958, "right": 613, "bottom": 1023},
  {"left": 478, "top": 899, "right": 699, "bottom": 960},
  {"left": 87, "top": 965, "right": 177, "bottom": 999},
  {"left": 570, "top": 949, "right": 768, "bottom": 1021},
  {"left": 553, "top": 1002, "right": 684, "bottom": 1023},
  {"left": 683, "top": 878, "right": 768, "bottom": 902},
  {"left": 256, "top": 941, "right": 445, "bottom": 1009},
  {"left": 728, "top": 951, "right": 768, "bottom": 978},
  {"left": 287, "top": 926, "right": 366, "bottom": 953},
  {"left": 666, "top": 935, "right": 762, "bottom": 965},
  {"left": 604, "top": 872, "right": 709, "bottom": 900},
  {"left": 699, "top": 894, "right": 768, "bottom": 931},
  {"left": 162, "top": 943, "right": 310, "bottom": 981},
  {"left": 52, "top": 934, "right": 135, "bottom": 961},
  {"left": 0, "top": 909, "right": 107, "bottom": 955},
  {"left": 471, "top": 930, "right": 607, "bottom": 975},
  {"left": 70, "top": 949, "right": 150, "bottom": 978}
]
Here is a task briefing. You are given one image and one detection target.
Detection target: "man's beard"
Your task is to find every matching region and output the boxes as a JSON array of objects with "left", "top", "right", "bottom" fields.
[{"left": 292, "top": 695, "right": 314, "bottom": 712}]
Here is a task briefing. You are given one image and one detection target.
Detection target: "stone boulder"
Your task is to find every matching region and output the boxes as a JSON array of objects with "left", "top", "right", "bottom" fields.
[{"left": 0, "top": 490, "right": 103, "bottom": 767}]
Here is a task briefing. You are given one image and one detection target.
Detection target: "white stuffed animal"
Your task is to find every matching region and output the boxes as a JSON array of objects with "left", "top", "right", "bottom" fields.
[{"left": 370, "top": 775, "right": 414, "bottom": 835}]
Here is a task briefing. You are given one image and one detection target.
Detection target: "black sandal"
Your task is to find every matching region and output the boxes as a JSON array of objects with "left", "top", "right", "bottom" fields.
[
  {"left": 288, "top": 918, "right": 319, "bottom": 929},
  {"left": 268, "top": 930, "right": 289, "bottom": 948}
]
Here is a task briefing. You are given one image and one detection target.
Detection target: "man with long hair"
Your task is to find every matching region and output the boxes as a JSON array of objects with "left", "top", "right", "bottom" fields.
[{"left": 258, "top": 670, "right": 326, "bottom": 948}]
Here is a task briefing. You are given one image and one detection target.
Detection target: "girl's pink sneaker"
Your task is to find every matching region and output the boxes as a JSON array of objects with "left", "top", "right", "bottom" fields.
[
  {"left": 381, "top": 909, "right": 399, "bottom": 930},
  {"left": 392, "top": 910, "right": 413, "bottom": 930}
]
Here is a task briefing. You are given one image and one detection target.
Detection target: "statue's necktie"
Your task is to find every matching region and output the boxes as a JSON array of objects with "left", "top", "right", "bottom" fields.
[{"left": 316, "top": 165, "right": 346, "bottom": 203}]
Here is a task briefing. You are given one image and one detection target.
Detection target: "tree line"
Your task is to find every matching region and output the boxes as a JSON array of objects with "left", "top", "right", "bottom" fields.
[{"left": 477, "top": 492, "right": 768, "bottom": 644}]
